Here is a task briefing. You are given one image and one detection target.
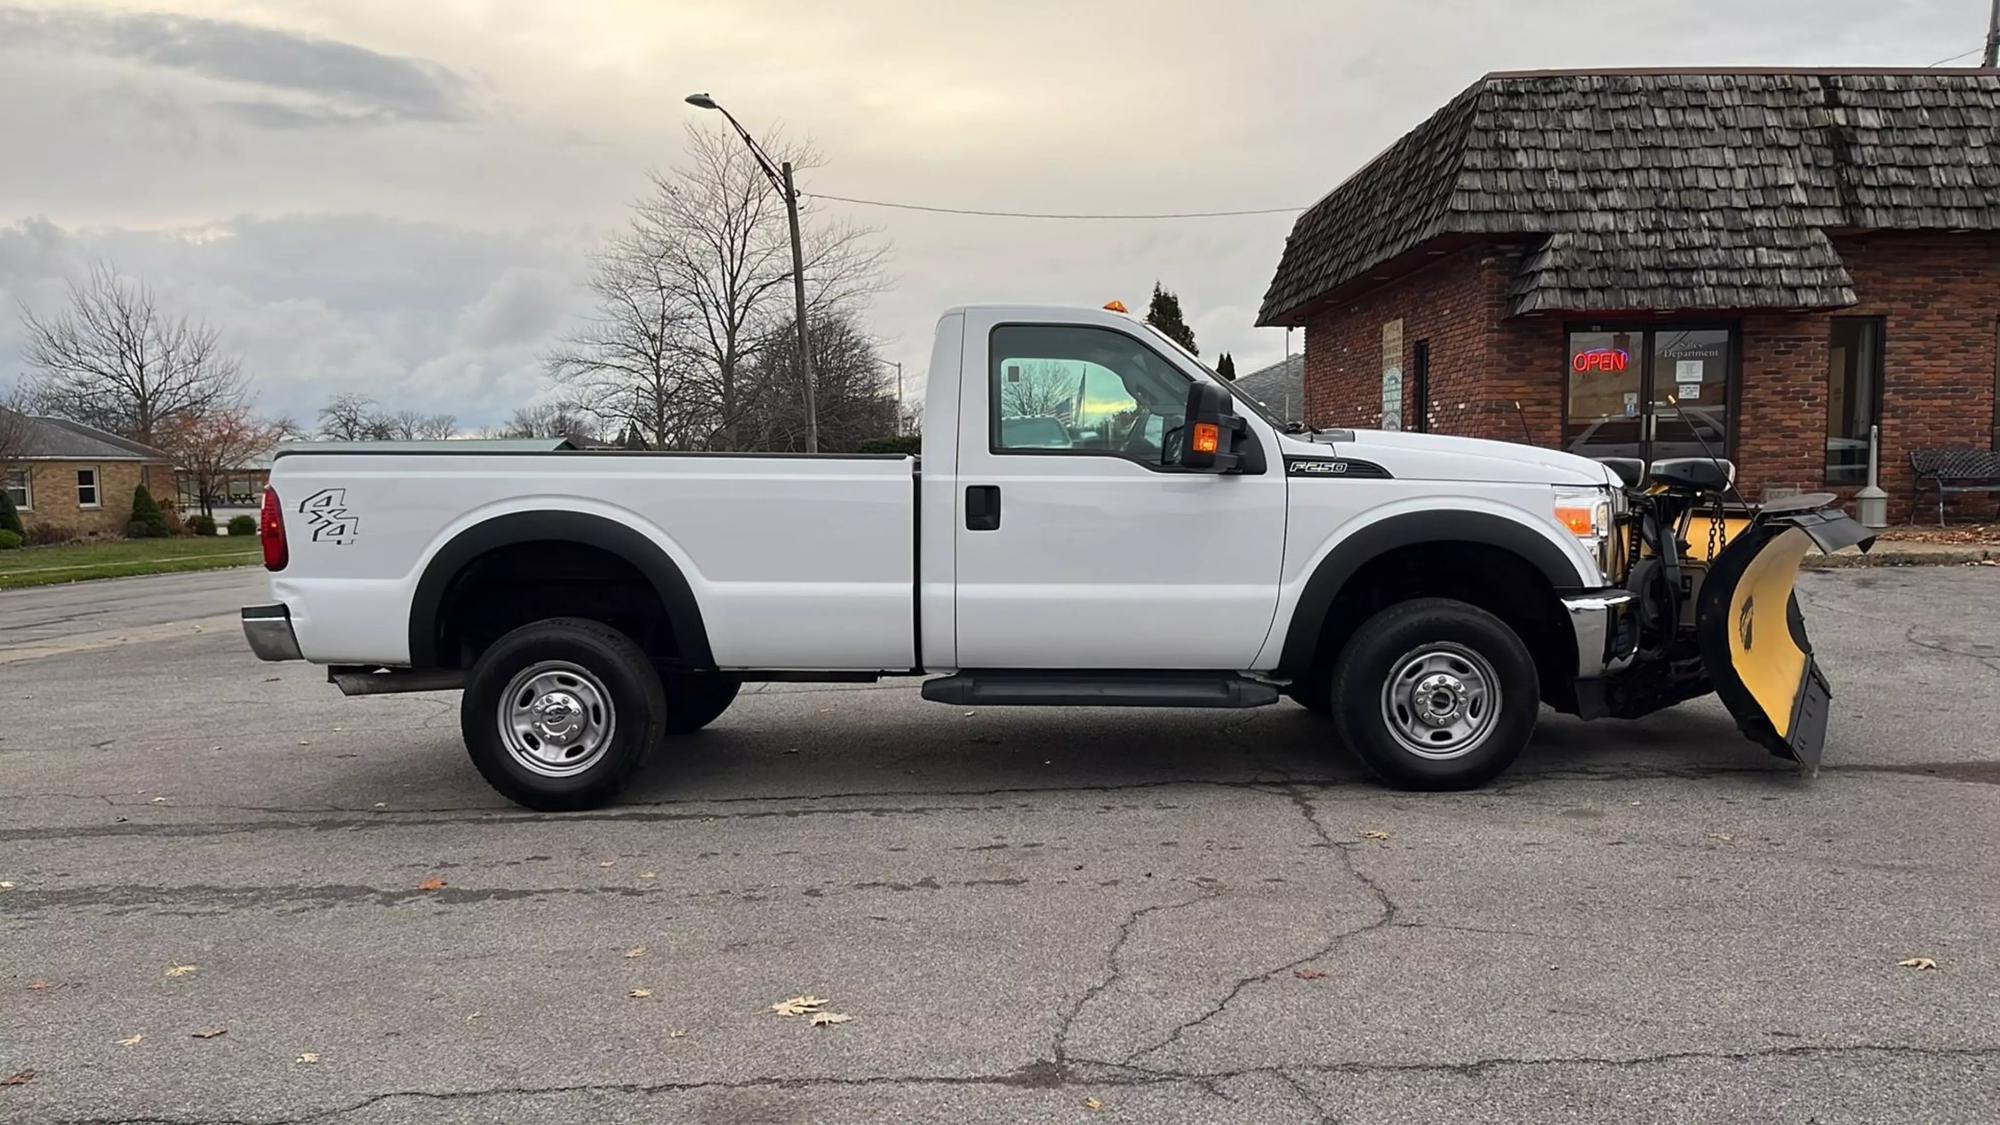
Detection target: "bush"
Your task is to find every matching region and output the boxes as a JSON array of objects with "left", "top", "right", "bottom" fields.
[
  {"left": 856, "top": 434, "right": 921, "bottom": 455},
  {"left": 26, "top": 521, "right": 74, "bottom": 546},
  {"left": 128, "top": 484, "right": 171, "bottom": 538},
  {"left": 190, "top": 514, "right": 218, "bottom": 536},
  {"left": 0, "top": 488, "right": 22, "bottom": 536},
  {"left": 227, "top": 514, "right": 257, "bottom": 537},
  {"left": 0, "top": 529, "right": 21, "bottom": 550}
]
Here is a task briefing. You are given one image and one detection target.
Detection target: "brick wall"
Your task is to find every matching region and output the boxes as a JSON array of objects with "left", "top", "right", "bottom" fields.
[
  {"left": 1303, "top": 232, "right": 2000, "bottom": 520},
  {"left": 6, "top": 460, "right": 176, "bottom": 537}
]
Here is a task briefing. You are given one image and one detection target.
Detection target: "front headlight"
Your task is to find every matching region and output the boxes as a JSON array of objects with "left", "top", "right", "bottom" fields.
[{"left": 1553, "top": 485, "right": 1615, "bottom": 582}]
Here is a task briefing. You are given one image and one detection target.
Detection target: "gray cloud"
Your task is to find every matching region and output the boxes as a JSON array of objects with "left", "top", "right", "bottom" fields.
[{"left": 0, "top": 6, "right": 470, "bottom": 124}]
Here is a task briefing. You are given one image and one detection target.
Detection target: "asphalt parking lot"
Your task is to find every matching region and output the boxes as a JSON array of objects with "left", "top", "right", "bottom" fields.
[{"left": 3, "top": 565, "right": 1997, "bottom": 1124}]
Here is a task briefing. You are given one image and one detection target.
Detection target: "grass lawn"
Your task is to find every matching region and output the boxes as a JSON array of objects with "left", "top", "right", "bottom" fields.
[{"left": 0, "top": 536, "right": 261, "bottom": 590}]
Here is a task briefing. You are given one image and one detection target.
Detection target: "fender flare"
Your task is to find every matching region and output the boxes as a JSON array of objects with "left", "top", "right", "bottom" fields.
[
  {"left": 407, "top": 510, "right": 712, "bottom": 669},
  {"left": 1276, "top": 509, "right": 1588, "bottom": 676}
]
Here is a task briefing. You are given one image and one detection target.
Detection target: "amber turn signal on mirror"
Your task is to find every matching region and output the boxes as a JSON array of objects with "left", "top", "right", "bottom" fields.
[{"left": 1192, "top": 423, "right": 1220, "bottom": 454}]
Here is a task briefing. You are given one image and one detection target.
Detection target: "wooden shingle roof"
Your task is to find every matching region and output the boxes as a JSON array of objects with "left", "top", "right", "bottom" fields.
[{"left": 1258, "top": 69, "right": 2000, "bottom": 325}]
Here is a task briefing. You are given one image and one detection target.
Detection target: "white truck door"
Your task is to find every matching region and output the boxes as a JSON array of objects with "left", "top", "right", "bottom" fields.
[{"left": 952, "top": 312, "right": 1286, "bottom": 669}]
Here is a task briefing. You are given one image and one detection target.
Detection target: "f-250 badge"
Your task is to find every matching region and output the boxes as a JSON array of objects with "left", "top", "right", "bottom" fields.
[{"left": 299, "top": 489, "right": 359, "bottom": 544}]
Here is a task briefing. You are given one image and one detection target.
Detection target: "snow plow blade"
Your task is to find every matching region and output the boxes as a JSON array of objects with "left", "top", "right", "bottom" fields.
[{"left": 1693, "top": 495, "right": 1874, "bottom": 772}]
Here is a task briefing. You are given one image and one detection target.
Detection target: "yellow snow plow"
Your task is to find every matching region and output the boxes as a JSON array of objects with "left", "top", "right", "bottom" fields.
[{"left": 1591, "top": 458, "right": 1875, "bottom": 772}]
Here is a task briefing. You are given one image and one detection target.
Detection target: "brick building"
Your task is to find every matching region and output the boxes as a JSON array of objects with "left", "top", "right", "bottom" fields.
[
  {"left": 1, "top": 409, "right": 177, "bottom": 536},
  {"left": 1258, "top": 69, "right": 2000, "bottom": 517}
]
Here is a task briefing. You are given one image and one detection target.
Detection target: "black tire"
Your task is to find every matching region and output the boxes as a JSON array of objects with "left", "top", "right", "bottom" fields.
[
  {"left": 461, "top": 617, "right": 665, "bottom": 811},
  {"left": 1329, "top": 597, "right": 1538, "bottom": 791},
  {"left": 662, "top": 673, "right": 742, "bottom": 735}
]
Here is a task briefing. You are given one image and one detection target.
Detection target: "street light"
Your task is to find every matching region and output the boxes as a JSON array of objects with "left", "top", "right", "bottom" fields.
[{"left": 685, "top": 92, "right": 818, "bottom": 453}]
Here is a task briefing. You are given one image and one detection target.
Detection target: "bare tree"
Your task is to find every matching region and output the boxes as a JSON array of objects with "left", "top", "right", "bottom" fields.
[
  {"left": 316, "top": 392, "right": 389, "bottom": 441},
  {"left": 0, "top": 385, "right": 31, "bottom": 466},
  {"left": 550, "top": 122, "right": 886, "bottom": 451},
  {"left": 486, "top": 402, "right": 598, "bottom": 444},
  {"left": 998, "top": 360, "right": 1081, "bottom": 420},
  {"left": 382, "top": 410, "right": 459, "bottom": 441},
  {"left": 163, "top": 406, "right": 286, "bottom": 518},
  {"left": 545, "top": 240, "right": 711, "bottom": 449},
  {"left": 742, "top": 313, "right": 896, "bottom": 452},
  {"left": 18, "top": 262, "right": 248, "bottom": 446}
]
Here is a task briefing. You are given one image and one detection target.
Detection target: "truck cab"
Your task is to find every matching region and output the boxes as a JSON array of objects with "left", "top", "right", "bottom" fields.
[{"left": 243, "top": 304, "right": 1871, "bottom": 809}]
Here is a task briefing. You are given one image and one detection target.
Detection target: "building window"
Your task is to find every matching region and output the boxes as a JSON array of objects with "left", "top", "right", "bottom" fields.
[
  {"left": 5, "top": 467, "right": 29, "bottom": 511},
  {"left": 1825, "top": 318, "right": 1884, "bottom": 485},
  {"left": 76, "top": 467, "right": 101, "bottom": 509},
  {"left": 1565, "top": 325, "right": 1733, "bottom": 463}
]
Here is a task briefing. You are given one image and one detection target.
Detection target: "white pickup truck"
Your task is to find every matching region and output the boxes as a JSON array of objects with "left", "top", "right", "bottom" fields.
[{"left": 243, "top": 304, "right": 1872, "bottom": 809}]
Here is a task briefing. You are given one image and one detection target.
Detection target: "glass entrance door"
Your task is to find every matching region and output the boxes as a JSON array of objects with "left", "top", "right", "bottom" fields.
[{"left": 1566, "top": 327, "right": 1732, "bottom": 464}]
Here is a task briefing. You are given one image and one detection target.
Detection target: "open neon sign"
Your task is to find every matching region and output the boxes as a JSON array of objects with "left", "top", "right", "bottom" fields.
[{"left": 1572, "top": 347, "right": 1629, "bottom": 374}]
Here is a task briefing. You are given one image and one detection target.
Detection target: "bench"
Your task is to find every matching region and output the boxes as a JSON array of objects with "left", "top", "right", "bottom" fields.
[{"left": 1910, "top": 449, "right": 2000, "bottom": 525}]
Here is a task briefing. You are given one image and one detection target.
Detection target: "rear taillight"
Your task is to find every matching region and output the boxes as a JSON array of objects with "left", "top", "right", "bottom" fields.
[{"left": 260, "top": 486, "right": 288, "bottom": 571}]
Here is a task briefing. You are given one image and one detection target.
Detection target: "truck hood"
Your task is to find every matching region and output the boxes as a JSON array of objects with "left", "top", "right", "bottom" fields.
[{"left": 1277, "top": 428, "right": 1614, "bottom": 487}]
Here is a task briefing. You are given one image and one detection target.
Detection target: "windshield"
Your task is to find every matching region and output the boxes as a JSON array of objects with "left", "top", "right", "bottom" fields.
[{"left": 1135, "top": 321, "right": 1288, "bottom": 430}]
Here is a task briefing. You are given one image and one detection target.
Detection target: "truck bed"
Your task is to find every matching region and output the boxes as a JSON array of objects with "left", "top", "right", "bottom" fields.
[{"left": 268, "top": 450, "right": 917, "bottom": 669}]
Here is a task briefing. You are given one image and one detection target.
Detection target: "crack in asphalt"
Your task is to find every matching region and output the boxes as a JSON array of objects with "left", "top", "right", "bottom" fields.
[
  {"left": 1119, "top": 786, "right": 1398, "bottom": 1066},
  {"left": 39, "top": 1044, "right": 2000, "bottom": 1125},
  {"left": 1049, "top": 886, "right": 1221, "bottom": 1068}
]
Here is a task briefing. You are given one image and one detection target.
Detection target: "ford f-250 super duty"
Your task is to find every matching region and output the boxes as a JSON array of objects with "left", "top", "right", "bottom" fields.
[{"left": 242, "top": 304, "right": 1874, "bottom": 809}]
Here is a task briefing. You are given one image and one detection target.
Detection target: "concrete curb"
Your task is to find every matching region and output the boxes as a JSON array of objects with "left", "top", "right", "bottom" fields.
[{"left": 1803, "top": 543, "right": 2000, "bottom": 569}]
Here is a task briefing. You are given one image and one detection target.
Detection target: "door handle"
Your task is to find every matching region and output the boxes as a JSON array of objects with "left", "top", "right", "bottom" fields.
[{"left": 965, "top": 485, "right": 1001, "bottom": 531}]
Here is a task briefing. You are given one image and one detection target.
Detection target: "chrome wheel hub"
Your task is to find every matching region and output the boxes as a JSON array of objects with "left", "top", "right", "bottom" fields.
[
  {"left": 499, "top": 661, "right": 616, "bottom": 778},
  {"left": 1380, "top": 644, "right": 1500, "bottom": 761}
]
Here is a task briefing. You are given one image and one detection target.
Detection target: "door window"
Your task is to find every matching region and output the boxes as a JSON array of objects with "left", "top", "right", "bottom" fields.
[
  {"left": 1650, "top": 329, "right": 1731, "bottom": 460},
  {"left": 1566, "top": 330, "right": 1644, "bottom": 458},
  {"left": 990, "top": 325, "right": 1192, "bottom": 467},
  {"left": 1825, "top": 318, "right": 1883, "bottom": 484},
  {"left": 1565, "top": 327, "right": 1733, "bottom": 462}
]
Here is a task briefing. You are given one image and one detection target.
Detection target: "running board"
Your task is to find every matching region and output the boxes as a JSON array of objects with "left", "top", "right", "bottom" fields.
[{"left": 921, "top": 671, "right": 1280, "bottom": 709}]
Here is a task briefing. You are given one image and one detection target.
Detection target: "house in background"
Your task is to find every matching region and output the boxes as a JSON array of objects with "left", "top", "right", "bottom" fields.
[
  {"left": 1233, "top": 353, "right": 1305, "bottom": 424},
  {"left": 1, "top": 409, "right": 177, "bottom": 535},
  {"left": 1260, "top": 68, "right": 2000, "bottom": 517}
]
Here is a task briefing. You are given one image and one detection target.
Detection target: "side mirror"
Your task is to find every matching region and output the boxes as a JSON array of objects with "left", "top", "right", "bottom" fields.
[{"left": 1178, "top": 382, "right": 1248, "bottom": 473}]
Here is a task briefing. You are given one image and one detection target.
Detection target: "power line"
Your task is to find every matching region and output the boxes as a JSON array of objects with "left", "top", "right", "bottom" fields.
[
  {"left": 1925, "top": 44, "right": 1985, "bottom": 66},
  {"left": 801, "top": 191, "right": 1305, "bottom": 220}
]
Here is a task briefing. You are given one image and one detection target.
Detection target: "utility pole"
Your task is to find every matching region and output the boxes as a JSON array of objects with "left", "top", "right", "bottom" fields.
[
  {"left": 686, "top": 93, "right": 819, "bottom": 453},
  {"left": 781, "top": 161, "right": 818, "bottom": 454},
  {"left": 1986, "top": 0, "right": 1999, "bottom": 67},
  {"left": 891, "top": 361, "right": 903, "bottom": 434}
]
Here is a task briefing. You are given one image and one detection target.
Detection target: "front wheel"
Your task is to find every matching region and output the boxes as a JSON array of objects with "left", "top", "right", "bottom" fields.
[
  {"left": 461, "top": 618, "right": 665, "bottom": 810},
  {"left": 1329, "top": 598, "right": 1539, "bottom": 790}
]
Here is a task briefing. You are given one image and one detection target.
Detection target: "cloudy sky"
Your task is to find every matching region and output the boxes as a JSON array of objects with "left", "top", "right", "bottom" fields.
[{"left": 0, "top": 0, "right": 1987, "bottom": 430}]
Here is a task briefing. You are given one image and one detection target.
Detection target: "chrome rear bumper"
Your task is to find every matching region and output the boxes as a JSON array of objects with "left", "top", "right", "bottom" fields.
[{"left": 242, "top": 604, "right": 302, "bottom": 662}]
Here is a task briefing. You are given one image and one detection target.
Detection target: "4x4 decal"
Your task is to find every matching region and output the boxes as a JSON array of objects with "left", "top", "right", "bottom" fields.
[{"left": 299, "top": 488, "right": 359, "bottom": 544}]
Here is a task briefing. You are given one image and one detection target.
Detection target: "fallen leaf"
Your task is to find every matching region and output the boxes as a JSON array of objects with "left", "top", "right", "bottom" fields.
[
  {"left": 598, "top": 860, "right": 616, "bottom": 868},
  {"left": 165, "top": 965, "right": 199, "bottom": 978},
  {"left": 150, "top": 797, "right": 167, "bottom": 804},
  {"left": 465, "top": 1013, "right": 481, "bottom": 1022},
  {"left": 0, "top": 881, "right": 15, "bottom": 890},
  {"left": 1898, "top": 957, "right": 1938, "bottom": 971},
  {"left": 1294, "top": 969, "right": 1328, "bottom": 980},
  {"left": 667, "top": 1028, "right": 687, "bottom": 1039},
  {"left": 629, "top": 988, "right": 653, "bottom": 999},
  {"left": 417, "top": 877, "right": 446, "bottom": 892},
  {"left": 1360, "top": 830, "right": 1390, "bottom": 840},
  {"left": 191, "top": 1028, "right": 228, "bottom": 1039},
  {"left": 1083, "top": 1096, "right": 1103, "bottom": 1110},
  {"left": 809, "top": 1012, "right": 852, "bottom": 1027},
  {"left": 1708, "top": 833, "right": 1735, "bottom": 844},
  {"left": 639, "top": 871, "right": 658, "bottom": 880},
  {"left": 372, "top": 802, "right": 387, "bottom": 809},
  {"left": 624, "top": 947, "right": 647, "bottom": 959},
  {"left": 118, "top": 1033, "right": 144, "bottom": 1047},
  {"left": 771, "top": 995, "right": 827, "bottom": 1016},
  {"left": 0, "top": 1070, "right": 34, "bottom": 1087},
  {"left": 26, "top": 980, "right": 50, "bottom": 991},
  {"left": 295, "top": 1052, "right": 319, "bottom": 1065}
]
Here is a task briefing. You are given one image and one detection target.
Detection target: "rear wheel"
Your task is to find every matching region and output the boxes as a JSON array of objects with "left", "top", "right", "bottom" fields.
[
  {"left": 662, "top": 673, "right": 741, "bottom": 735},
  {"left": 1329, "top": 597, "right": 1538, "bottom": 790},
  {"left": 461, "top": 617, "right": 664, "bottom": 810}
]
